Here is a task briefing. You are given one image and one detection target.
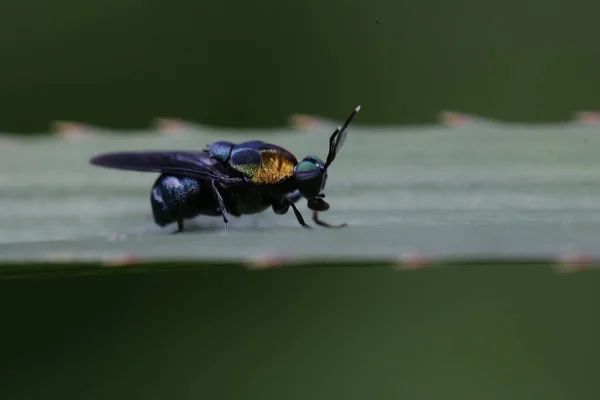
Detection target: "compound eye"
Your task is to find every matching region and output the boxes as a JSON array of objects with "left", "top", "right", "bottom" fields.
[
  {"left": 303, "top": 155, "right": 326, "bottom": 168},
  {"left": 295, "top": 160, "right": 321, "bottom": 181}
]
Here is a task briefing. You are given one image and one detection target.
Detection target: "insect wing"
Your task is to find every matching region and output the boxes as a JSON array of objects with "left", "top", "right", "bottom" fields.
[{"left": 90, "top": 151, "right": 243, "bottom": 184}]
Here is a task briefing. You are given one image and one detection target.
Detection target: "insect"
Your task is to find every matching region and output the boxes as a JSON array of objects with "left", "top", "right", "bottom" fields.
[{"left": 89, "top": 105, "right": 360, "bottom": 232}]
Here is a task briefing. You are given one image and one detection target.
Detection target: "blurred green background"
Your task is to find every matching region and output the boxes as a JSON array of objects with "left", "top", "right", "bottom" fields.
[
  {"left": 2, "top": 266, "right": 600, "bottom": 400},
  {"left": 1, "top": 0, "right": 599, "bottom": 132},
  {"left": 3, "top": 1, "right": 600, "bottom": 399}
]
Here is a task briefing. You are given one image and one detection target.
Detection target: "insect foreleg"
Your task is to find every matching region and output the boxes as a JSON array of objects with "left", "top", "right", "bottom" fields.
[
  {"left": 288, "top": 200, "right": 311, "bottom": 229},
  {"left": 286, "top": 190, "right": 302, "bottom": 203},
  {"left": 272, "top": 201, "right": 290, "bottom": 215},
  {"left": 312, "top": 211, "right": 347, "bottom": 228},
  {"left": 272, "top": 190, "right": 301, "bottom": 215}
]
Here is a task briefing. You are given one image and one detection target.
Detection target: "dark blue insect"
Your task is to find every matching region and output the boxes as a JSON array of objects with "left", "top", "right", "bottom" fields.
[{"left": 89, "top": 105, "right": 360, "bottom": 232}]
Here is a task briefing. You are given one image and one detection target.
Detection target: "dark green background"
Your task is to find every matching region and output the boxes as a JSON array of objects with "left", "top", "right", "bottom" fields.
[
  {"left": 3, "top": 1, "right": 600, "bottom": 398},
  {"left": 1, "top": 0, "right": 599, "bottom": 132},
  {"left": 2, "top": 266, "right": 600, "bottom": 399}
]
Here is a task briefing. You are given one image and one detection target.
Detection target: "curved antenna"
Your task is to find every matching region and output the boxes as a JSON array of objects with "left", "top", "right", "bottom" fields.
[{"left": 325, "top": 105, "right": 361, "bottom": 168}]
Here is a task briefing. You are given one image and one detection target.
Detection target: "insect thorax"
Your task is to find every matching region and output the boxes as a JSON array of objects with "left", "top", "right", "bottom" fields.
[
  {"left": 229, "top": 148, "right": 297, "bottom": 185},
  {"left": 206, "top": 141, "right": 236, "bottom": 163}
]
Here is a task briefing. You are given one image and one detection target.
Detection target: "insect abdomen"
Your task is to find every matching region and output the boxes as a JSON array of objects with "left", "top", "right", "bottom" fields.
[{"left": 150, "top": 175, "right": 206, "bottom": 226}]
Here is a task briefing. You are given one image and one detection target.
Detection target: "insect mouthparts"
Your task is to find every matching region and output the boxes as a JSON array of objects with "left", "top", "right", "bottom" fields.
[{"left": 307, "top": 197, "right": 330, "bottom": 212}]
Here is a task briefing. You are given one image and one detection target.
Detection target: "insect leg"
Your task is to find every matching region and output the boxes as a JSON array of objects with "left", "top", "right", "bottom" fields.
[
  {"left": 272, "top": 201, "right": 289, "bottom": 215},
  {"left": 210, "top": 180, "right": 229, "bottom": 231},
  {"left": 286, "top": 190, "right": 302, "bottom": 203},
  {"left": 272, "top": 190, "right": 301, "bottom": 215},
  {"left": 177, "top": 215, "right": 185, "bottom": 233},
  {"left": 288, "top": 200, "right": 311, "bottom": 229},
  {"left": 312, "top": 211, "right": 348, "bottom": 228}
]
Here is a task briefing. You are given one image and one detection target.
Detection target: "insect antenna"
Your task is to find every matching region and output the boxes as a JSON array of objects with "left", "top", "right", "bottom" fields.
[{"left": 325, "top": 105, "right": 360, "bottom": 168}]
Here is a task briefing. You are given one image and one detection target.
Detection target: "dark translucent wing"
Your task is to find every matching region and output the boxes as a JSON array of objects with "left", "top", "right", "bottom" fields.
[
  {"left": 90, "top": 151, "right": 244, "bottom": 184},
  {"left": 325, "top": 105, "right": 360, "bottom": 168}
]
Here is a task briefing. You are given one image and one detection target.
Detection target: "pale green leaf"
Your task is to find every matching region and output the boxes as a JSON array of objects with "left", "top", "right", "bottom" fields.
[{"left": 2, "top": 120, "right": 600, "bottom": 266}]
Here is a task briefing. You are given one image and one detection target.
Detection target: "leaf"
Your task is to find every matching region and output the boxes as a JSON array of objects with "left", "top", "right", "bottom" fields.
[{"left": 2, "top": 121, "right": 600, "bottom": 272}]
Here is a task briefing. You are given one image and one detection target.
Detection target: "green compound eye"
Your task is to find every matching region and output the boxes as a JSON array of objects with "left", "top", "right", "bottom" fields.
[
  {"left": 295, "top": 160, "right": 319, "bottom": 178},
  {"left": 294, "top": 156, "right": 326, "bottom": 199}
]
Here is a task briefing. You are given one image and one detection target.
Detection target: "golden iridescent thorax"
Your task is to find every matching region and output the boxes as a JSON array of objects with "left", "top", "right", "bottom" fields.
[{"left": 232, "top": 149, "right": 296, "bottom": 184}]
